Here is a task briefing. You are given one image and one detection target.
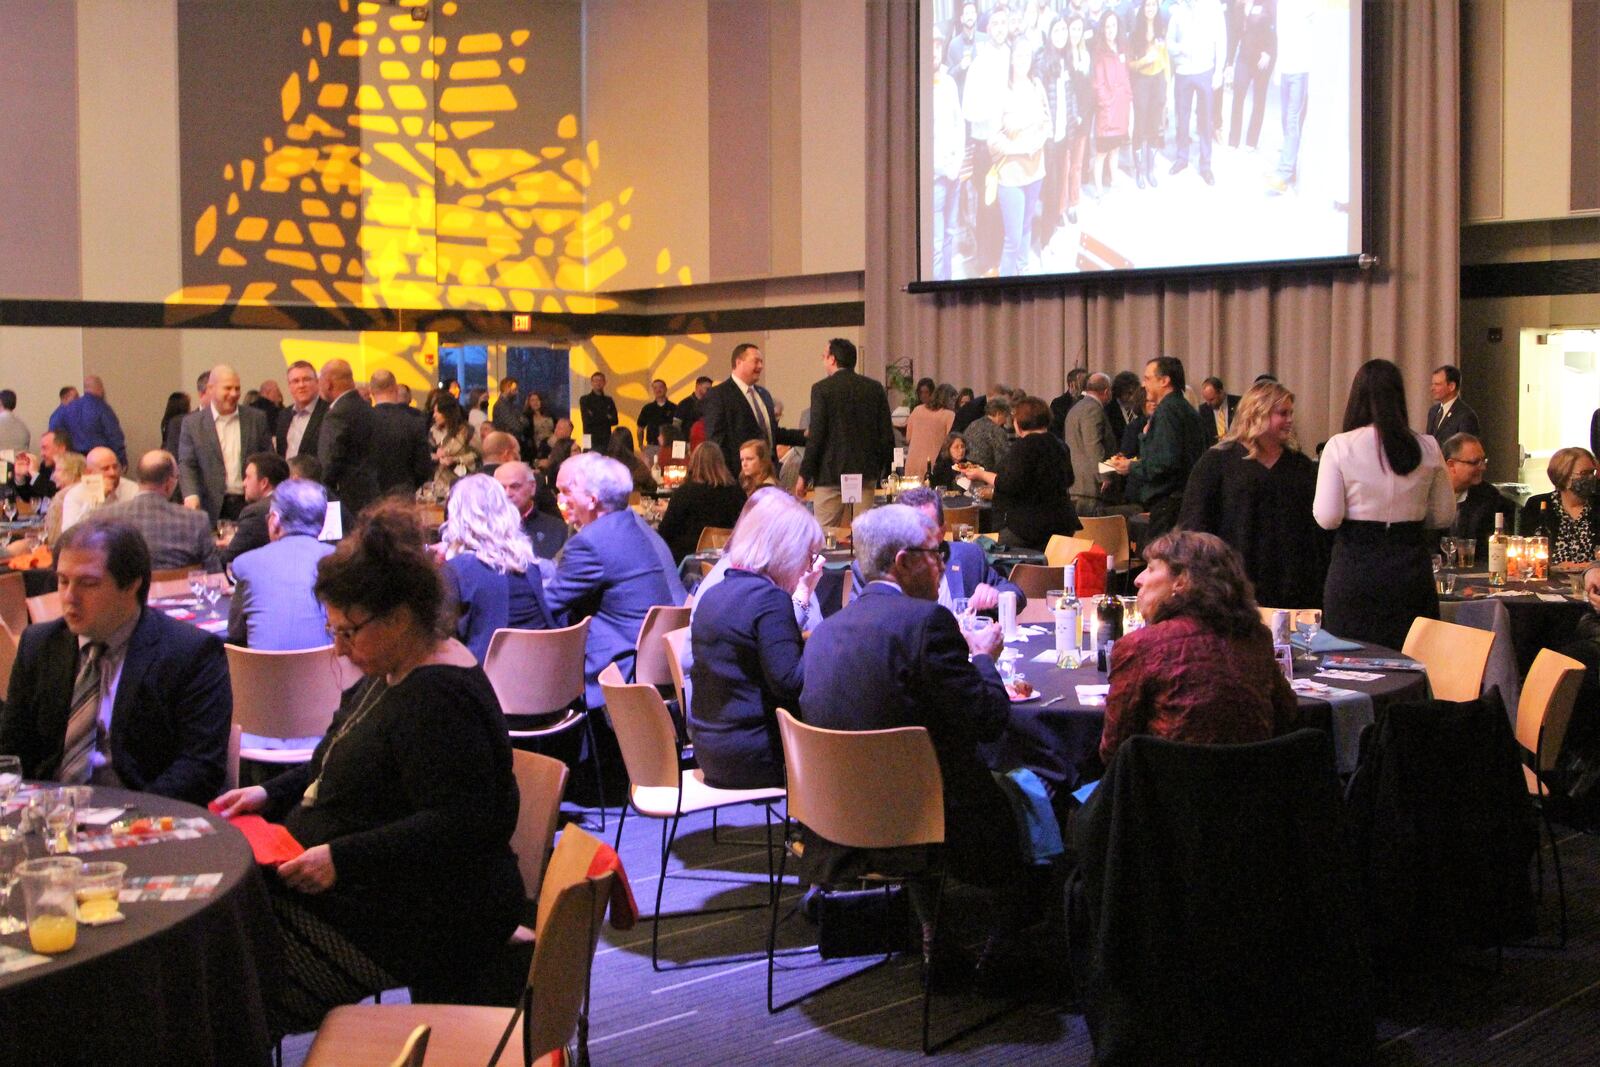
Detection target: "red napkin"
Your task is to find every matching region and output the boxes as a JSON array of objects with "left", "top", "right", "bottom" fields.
[
  {"left": 218, "top": 813, "right": 305, "bottom": 867},
  {"left": 1072, "top": 545, "right": 1109, "bottom": 597},
  {"left": 584, "top": 843, "right": 639, "bottom": 931},
  {"left": 7, "top": 546, "right": 50, "bottom": 571}
]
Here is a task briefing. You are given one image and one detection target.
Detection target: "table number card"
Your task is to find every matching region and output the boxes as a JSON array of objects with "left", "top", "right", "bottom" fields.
[
  {"left": 580, "top": 434, "right": 592, "bottom": 451},
  {"left": 671, "top": 440, "right": 687, "bottom": 460},
  {"left": 893, "top": 447, "right": 905, "bottom": 471},
  {"left": 0, "top": 945, "right": 50, "bottom": 976},
  {"left": 840, "top": 474, "right": 863, "bottom": 504}
]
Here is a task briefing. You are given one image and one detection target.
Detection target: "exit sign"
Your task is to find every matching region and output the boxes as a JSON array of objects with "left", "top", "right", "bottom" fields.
[{"left": 511, "top": 313, "right": 532, "bottom": 332}]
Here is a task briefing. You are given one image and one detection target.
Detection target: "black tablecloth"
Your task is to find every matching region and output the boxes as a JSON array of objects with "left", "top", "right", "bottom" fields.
[
  {"left": 148, "top": 594, "right": 232, "bottom": 638},
  {"left": 0, "top": 787, "right": 277, "bottom": 1067},
  {"left": 1442, "top": 577, "right": 1589, "bottom": 673},
  {"left": 981, "top": 630, "right": 1428, "bottom": 791}
]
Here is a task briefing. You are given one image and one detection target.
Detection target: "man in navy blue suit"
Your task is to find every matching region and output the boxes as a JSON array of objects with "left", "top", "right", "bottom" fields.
[
  {"left": 545, "top": 452, "right": 685, "bottom": 709},
  {"left": 847, "top": 486, "right": 1025, "bottom": 611},
  {"left": 801, "top": 505, "right": 1021, "bottom": 895},
  {"left": 0, "top": 519, "right": 231, "bottom": 805}
]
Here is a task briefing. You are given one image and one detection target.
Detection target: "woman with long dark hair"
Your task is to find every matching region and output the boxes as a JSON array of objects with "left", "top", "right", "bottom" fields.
[
  {"left": 1313, "top": 360, "right": 1455, "bottom": 649},
  {"left": 1037, "top": 15, "right": 1080, "bottom": 246},
  {"left": 1063, "top": 14, "right": 1094, "bottom": 223},
  {"left": 160, "top": 392, "right": 191, "bottom": 456},
  {"left": 1088, "top": 9, "right": 1133, "bottom": 195},
  {"left": 1128, "top": 0, "right": 1169, "bottom": 189}
]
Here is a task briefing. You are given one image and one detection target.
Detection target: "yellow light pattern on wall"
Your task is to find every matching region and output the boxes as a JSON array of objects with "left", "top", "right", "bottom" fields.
[{"left": 167, "top": 0, "right": 710, "bottom": 424}]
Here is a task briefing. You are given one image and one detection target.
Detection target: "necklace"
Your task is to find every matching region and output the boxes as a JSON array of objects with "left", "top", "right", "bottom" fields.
[{"left": 301, "top": 676, "right": 391, "bottom": 807}]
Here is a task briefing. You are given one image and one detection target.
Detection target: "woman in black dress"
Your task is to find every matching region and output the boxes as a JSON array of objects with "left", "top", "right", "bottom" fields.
[
  {"left": 212, "top": 501, "right": 524, "bottom": 1033},
  {"left": 657, "top": 442, "right": 746, "bottom": 561},
  {"left": 1519, "top": 447, "right": 1600, "bottom": 568},
  {"left": 965, "top": 395, "right": 1080, "bottom": 549},
  {"left": 1179, "top": 381, "right": 1325, "bottom": 608}
]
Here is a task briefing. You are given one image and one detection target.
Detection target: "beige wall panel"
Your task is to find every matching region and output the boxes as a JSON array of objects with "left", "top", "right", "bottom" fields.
[
  {"left": 586, "top": 0, "right": 711, "bottom": 292},
  {"left": 1501, "top": 0, "right": 1571, "bottom": 221},
  {"left": 81, "top": 329, "right": 181, "bottom": 460},
  {"left": 76, "top": 0, "right": 181, "bottom": 302},
  {"left": 770, "top": 0, "right": 805, "bottom": 277},
  {"left": 799, "top": 0, "right": 867, "bottom": 275},
  {"left": 0, "top": 328, "right": 85, "bottom": 444},
  {"left": 1461, "top": 0, "right": 1503, "bottom": 222}
]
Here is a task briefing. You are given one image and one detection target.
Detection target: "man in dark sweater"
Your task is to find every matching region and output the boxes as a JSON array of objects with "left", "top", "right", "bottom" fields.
[
  {"left": 1440, "top": 432, "right": 1514, "bottom": 559},
  {"left": 578, "top": 372, "right": 618, "bottom": 453},
  {"left": 1109, "top": 356, "right": 1205, "bottom": 540}
]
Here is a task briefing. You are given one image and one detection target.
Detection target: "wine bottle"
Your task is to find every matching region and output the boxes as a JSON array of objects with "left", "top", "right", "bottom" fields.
[
  {"left": 1055, "top": 564, "right": 1080, "bottom": 660},
  {"left": 1488, "top": 512, "right": 1509, "bottom": 587}
]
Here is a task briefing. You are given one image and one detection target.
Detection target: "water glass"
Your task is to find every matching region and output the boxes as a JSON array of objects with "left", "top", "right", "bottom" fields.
[
  {"left": 0, "top": 754, "right": 20, "bottom": 806},
  {"left": 1046, "top": 589, "right": 1065, "bottom": 612},
  {"left": 18, "top": 857, "right": 80, "bottom": 955},
  {"left": 1437, "top": 572, "right": 1458, "bottom": 596},
  {"left": 187, "top": 569, "right": 207, "bottom": 600},
  {"left": 951, "top": 597, "right": 972, "bottom": 619},
  {"left": 41, "top": 788, "right": 76, "bottom": 854},
  {"left": 1458, "top": 539, "right": 1477, "bottom": 570},
  {"left": 0, "top": 827, "right": 25, "bottom": 934}
]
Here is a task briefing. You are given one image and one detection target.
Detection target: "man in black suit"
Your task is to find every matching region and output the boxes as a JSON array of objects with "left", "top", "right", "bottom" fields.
[
  {"left": 275, "top": 359, "right": 328, "bottom": 460},
  {"left": 674, "top": 375, "right": 713, "bottom": 434},
  {"left": 222, "top": 451, "right": 289, "bottom": 567},
  {"left": 1049, "top": 368, "right": 1088, "bottom": 440},
  {"left": 1105, "top": 371, "right": 1141, "bottom": 446},
  {"left": 799, "top": 504, "right": 1024, "bottom": 929},
  {"left": 701, "top": 343, "right": 805, "bottom": 474},
  {"left": 316, "top": 358, "right": 380, "bottom": 520},
  {"left": 952, "top": 383, "right": 1003, "bottom": 434},
  {"left": 178, "top": 364, "right": 273, "bottom": 522},
  {"left": 0, "top": 519, "right": 231, "bottom": 804},
  {"left": 793, "top": 339, "right": 895, "bottom": 527},
  {"left": 577, "top": 372, "right": 618, "bottom": 454},
  {"left": 1198, "top": 375, "right": 1241, "bottom": 446},
  {"left": 494, "top": 461, "right": 568, "bottom": 560},
  {"left": 1441, "top": 432, "right": 1514, "bottom": 559},
  {"left": 12, "top": 429, "right": 68, "bottom": 502},
  {"left": 367, "top": 369, "right": 433, "bottom": 497},
  {"left": 250, "top": 378, "right": 283, "bottom": 427},
  {"left": 1426, "top": 364, "right": 1479, "bottom": 445}
]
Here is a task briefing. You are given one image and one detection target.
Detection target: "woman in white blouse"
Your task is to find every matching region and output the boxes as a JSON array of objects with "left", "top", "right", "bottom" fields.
[{"left": 1314, "top": 360, "right": 1456, "bottom": 650}]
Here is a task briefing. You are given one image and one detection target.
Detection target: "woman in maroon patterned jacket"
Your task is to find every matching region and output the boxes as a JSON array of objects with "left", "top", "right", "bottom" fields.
[{"left": 1099, "top": 529, "right": 1297, "bottom": 766}]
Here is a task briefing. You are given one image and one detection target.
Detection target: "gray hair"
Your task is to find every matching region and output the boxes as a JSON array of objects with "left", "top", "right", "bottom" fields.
[
  {"left": 270, "top": 478, "right": 328, "bottom": 537},
  {"left": 559, "top": 451, "right": 633, "bottom": 513},
  {"left": 984, "top": 396, "right": 1012, "bottom": 417},
  {"left": 1085, "top": 372, "right": 1112, "bottom": 392},
  {"left": 852, "top": 504, "right": 938, "bottom": 582},
  {"left": 1441, "top": 432, "right": 1481, "bottom": 462}
]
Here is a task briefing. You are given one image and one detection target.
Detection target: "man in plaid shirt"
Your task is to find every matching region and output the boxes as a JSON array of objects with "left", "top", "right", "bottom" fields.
[{"left": 100, "top": 451, "right": 221, "bottom": 573}]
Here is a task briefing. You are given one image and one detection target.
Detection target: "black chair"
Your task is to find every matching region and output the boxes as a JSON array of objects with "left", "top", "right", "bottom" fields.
[{"left": 1068, "top": 729, "right": 1374, "bottom": 1067}]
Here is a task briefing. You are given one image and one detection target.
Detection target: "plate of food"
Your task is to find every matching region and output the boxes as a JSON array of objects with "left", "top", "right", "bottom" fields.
[{"left": 1005, "top": 678, "right": 1038, "bottom": 703}]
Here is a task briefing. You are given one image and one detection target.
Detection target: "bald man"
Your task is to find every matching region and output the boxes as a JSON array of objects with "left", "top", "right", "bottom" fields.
[
  {"left": 494, "top": 461, "right": 567, "bottom": 559},
  {"left": 59, "top": 446, "right": 138, "bottom": 533},
  {"left": 47, "top": 375, "right": 126, "bottom": 465},
  {"left": 368, "top": 369, "right": 432, "bottom": 496},
  {"left": 316, "top": 359, "right": 379, "bottom": 518},
  {"left": 178, "top": 364, "right": 273, "bottom": 521}
]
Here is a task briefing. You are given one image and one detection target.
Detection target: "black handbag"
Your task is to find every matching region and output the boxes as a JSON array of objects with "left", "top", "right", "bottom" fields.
[{"left": 816, "top": 884, "right": 914, "bottom": 959}]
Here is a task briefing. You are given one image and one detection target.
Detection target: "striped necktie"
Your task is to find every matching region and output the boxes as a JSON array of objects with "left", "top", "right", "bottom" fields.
[
  {"left": 747, "top": 385, "right": 772, "bottom": 446},
  {"left": 59, "top": 642, "right": 106, "bottom": 786}
]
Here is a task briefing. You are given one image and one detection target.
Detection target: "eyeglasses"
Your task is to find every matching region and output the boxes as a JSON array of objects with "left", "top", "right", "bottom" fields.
[
  {"left": 1447, "top": 456, "right": 1489, "bottom": 468},
  {"left": 901, "top": 542, "right": 951, "bottom": 563},
  {"left": 326, "top": 613, "right": 380, "bottom": 642}
]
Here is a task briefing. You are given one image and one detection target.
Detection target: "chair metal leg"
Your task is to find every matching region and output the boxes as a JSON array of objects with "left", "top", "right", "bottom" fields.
[
  {"left": 1544, "top": 805, "right": 1568, "bottom": 948},
  {"left": 613, "top": 799, "right": 628, "bottom": 852},
  {"left": 585, "top": 713, "right": 606, "bottom": 831}
]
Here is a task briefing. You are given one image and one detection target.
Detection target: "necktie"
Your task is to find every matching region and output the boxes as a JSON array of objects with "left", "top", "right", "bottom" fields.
[
  {"left": 59, "top": 642, "right": 106, "bottom": 785},
  {"left": 747, "top": 386, "right": 772, "bottom": 445},
  {"left": 1215, "top": 407, "right": 1226, "bottom": 438}
]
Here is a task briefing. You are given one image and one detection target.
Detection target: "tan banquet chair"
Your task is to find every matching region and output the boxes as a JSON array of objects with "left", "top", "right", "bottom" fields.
[
  {"left": 943, "top": 504, "right": 979, "bottom": 534},
  {"left": 483, "top": 620, "right": 606, "bottom": 830},
  {"left": 1008, "top": 563, "right": 1063, "bottom": 603},
  {"left": 0, "top": 571, "right": 28, "bottom": 636},
  {"left": 1515, "top": 648, "right": 1586, "bottom": 947},
  {"left": 26, "top": 592, "right": 61, "bottom": 624},
  {"left": 600, "top": 663, "right": 784, "bottom": 969},
  {"left": 635, "top": 604, "right": 690, "bottom": 689},
  {"left": 1044, "top": 534, "right": 1095, "bottom": 568},
  {"left": 224, "top": 644, "right": 344, "bottom": 766},
  {"left": 0, "top": 621, "right": 16, "bottom": 702},
  {"left": 770, "top": 709, "right": 1009, "bottom": 1054},
  {"left": 695, "top": 526, "right": 733, "bottom": 553},
  {"left": 1401, "top": 617, "right": 1495, "bottom": 703},
  {"left": 305, "top": 828, "right": 616, "bottom": 1067},
  {"left": 510, "top": 750, "right": 571, "bottom": 910},
  {"left": 1077, "top": 514, "right": 1132, "bottom": 571}
]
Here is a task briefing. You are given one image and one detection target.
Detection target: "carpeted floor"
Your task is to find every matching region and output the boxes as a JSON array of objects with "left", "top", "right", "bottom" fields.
[{"left": 284, "top": 800, "right": 1600, "bottom": 1065}]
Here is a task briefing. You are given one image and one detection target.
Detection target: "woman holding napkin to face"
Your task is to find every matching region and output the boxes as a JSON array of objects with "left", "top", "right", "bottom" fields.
[{"left": 211, "top": 500, "right": 523, "bottom": 1035}]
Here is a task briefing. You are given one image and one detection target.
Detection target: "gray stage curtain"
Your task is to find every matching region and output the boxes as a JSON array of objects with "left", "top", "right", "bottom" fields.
[{"left": 865, "top": 0, "right": 1460, "bottom": 450}]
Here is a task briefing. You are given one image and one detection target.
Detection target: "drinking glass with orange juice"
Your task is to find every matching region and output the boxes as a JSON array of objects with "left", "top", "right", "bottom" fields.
[{"left": 18, "top": 857, "right": 81, "bottom": 955}]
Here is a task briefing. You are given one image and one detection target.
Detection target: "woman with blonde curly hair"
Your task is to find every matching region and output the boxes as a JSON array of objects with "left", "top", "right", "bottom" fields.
[
  {"left": 1178, "top": 380, "right": 1324, "bottom": 608},
  {"left": 439, "top": 473, "right": 553, "bottom": 661},
  {"left": 1100, "top": 530, "right": 1297, "bottom": 765}
]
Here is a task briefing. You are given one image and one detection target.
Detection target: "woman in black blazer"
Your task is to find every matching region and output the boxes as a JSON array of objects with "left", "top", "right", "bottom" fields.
[
  {"left": 965, "top": 395, "right": 1080, "bottom": 550},
  {"left": 657, "top": 443, "right": 747, "bottom": 560},
  {"left": 687, "top": 494, "right": 824, "bottom": 790}
]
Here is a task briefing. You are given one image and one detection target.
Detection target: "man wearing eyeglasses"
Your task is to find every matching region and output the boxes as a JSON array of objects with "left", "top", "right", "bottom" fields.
[
  {"left": 1441, "top": 432, "right": 1514, "bottom": 560},
  {"left": 846, "top": 486, "right": 1024, "bottom": 614}
]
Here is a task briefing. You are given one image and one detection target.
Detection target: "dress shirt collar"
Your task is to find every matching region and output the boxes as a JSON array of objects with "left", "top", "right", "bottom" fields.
[
  {"left": 211, "top": 403, "right": 238, "bottom": 424},
  {"left": 1438, "top": 396, "right": 1455, "bottom": 419},
  {"left": 292, "top": 402, "right": 314, "bottom": 417},
  {"left": 77, "top": 610, "right": 140, "bottom": 661}
]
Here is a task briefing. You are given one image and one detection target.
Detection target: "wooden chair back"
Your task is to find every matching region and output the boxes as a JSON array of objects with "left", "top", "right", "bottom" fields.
[
  {"left": 26, "top": 592, "right": 61, "bottom": 624},
  {"left": 1401, "top": 617, "right": 1496, "bottom": 703},
  {"left": 1044, "top": 535, "right": 1096, "bottom": 568},
  {"left": 777, "top": 708, "right": 944, "bottom": 849},
  {"left": 482, "top": 619, "right": 590, "bottom": 716},
  {"left": 1515, "top": 648, "right": 1586, "bottom": 777},
  {"left": 943, "top": 505, "right": 978, "bottom": 533},
  {"left": 0, "top": 620, "right": 16, "bottom": 702},
  {"left": 662, "top": 626, "right": 690, "bottom": 717},
  {"left": 1008, "top": 563, "right": 1063, "bottom": 602},
  {"left": 388, "top": 1025, "right": 430, "bottom": 1067},
  {"left": 635, "top": 605, "right": 690, "bottom": 688},
  {"left": 696, "top": 526, "right": 733, "bottom": 552},
  {"left": 224, "top": 644, "right": 344, "bottom": 740},
  {"left": 0, "top": 572, "right": 27, "bottom": 636},
  {"left": 511, "top": 750, "right": 570, "bottom": 905},
  {"left": 600, "top": 664, "right": 682, "bottom": 793},
  {"left": 1077, "top": 515, "right": 1131, "bottom": 569}
]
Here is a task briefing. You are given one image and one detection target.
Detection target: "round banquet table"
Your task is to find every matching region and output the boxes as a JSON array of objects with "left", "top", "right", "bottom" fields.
[
  {"left": 980, "top": 628, "right": 1430, "bottom": 792},
  {"left": 1440, "top": 574, "right": 1589, "bottom": 674},
  {"left": 0, "top": 787, "right": 277, "bottom": 1067},
  {"left": 148, "top": 592, "right": 233, "bottom": 637}
]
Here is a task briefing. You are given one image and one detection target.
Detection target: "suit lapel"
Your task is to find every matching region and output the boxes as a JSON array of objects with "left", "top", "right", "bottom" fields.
[
  {"left": 108, "top": 611, "right": 159, "bottom": 751},
  {"left": 201, "top": 407, "right": 224, "bottom": 464},
  {"left": 39, "top": 625, "right": 79, "bottom": 765}
]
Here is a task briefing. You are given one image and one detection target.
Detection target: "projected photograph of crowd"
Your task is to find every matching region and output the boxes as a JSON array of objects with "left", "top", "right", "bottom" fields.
[{"left": 926, "top": 0, "right": 1356, "bottom": 281}]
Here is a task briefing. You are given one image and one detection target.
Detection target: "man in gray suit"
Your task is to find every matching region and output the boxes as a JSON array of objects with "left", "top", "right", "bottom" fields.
[
  {"left": 227, "top": 479, "right": 336, "bottom": 650},
  {"left": 178, "top": 364, "right": 272, "bottom": 522},
  {"left": 99, "top": 451, "right": 221, "bottom": 572},
  {"left": 1065, "top": 373, "right": 1119, "bottom": 517}
]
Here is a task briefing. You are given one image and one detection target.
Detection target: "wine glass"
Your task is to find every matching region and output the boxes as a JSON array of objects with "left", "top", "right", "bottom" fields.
[
  {"left": 0, "top": 828, "right": 25, "bottom": 934},
  {"left": 2, "top": 497, "right": 16, "bottom": 523},
  {"left": 1296, "top": 610, "right": 1323, "bottom": 663},
  {"left": 204, "top": 574, "right": 224, "bottom": 609},
  {"left": 42, "top": 788, "right": 75, "bottom": 854},
  {"left": 0, "top": 755, "right": 20, "bottom": 807},
  {"left": 1440, "top": 536, "right": 1458, "bottom": 571},
  {"left": 187, "top": 569, "right": 207, "bottom": 601}
]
